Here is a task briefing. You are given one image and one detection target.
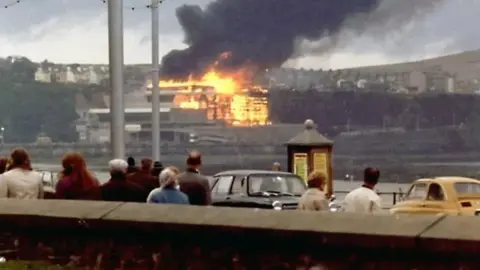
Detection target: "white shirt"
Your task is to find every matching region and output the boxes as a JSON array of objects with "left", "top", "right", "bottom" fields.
[
  {"left": 343, "top": 186, "right": 382, "bottom": 213},
  {"left": 1, "top": 168, "right": 44, "bottom": 199}
]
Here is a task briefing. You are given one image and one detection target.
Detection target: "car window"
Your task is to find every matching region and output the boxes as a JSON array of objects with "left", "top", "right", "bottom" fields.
[
  {"left": 405, "top": 183, "right": 428, "bottom": 200},
  {"left": 231, "top": 176, "right": 245, "bottom": 194},
  {"left": 212, "top": 176, "right": 233, "bottom": 194},
  {"left": 426, "top": 183, "right": 445, "bottom": 201},
  {"left": 455, "top": 182, "right": 480, "bottom": 194},
  {"left": 248, "top": 174, "right": 306, "bottom": 195}
]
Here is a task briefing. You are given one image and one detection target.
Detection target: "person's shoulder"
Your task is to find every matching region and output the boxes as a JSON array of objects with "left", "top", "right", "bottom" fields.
[
  {"left": 198, "top": 174, "right": 209, "bottom": 181},
  {"left": 179, "top": 190, "right": 188, "bottom": 197},
  {"left": 345, "top": 187, "right": 361, "bottom": 196},
  {"left": 369, "top": 189, "right": 382, "bottom": 200},
  {"left": 148, "top": 187, "right": 163, "bottom": 198},
  {"left": 178, "top": 190, "right": 189, "bottom": 202},
  {"left": 2, "top": 169, "right": 15, "bottom": 178},
  {"left": 177, "top": 172, "right": 188, "bottom": 178},
  {"left": 100, "top": 180, "right": 113, "bottom": 188}
]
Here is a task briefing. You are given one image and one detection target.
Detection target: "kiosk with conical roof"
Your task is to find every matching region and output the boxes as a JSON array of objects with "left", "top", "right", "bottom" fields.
[{"left": 285, "top": 119, "right": 334, "bottom": 197}]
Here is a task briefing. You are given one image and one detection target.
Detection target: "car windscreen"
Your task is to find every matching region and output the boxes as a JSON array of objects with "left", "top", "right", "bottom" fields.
[
  {"left": 405, "top": 183, "right": 428, "bottom": 200},
  {"left": 248, "top": 174, "right": 306, "bottom": 196},
  {"left": 454, "top": 182, "right": 480, "bottom": 194}
]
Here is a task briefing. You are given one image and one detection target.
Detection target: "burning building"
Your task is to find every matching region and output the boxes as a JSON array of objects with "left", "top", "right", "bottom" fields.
[{"left": 146, "top": 70, "right": 270, "bottom": 126}]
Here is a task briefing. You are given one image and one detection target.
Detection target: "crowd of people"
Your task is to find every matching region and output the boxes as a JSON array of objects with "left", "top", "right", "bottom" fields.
[
  {"left": 0, "top": 148, "right": 212, "bottom": 206},
  {"left": 0, "top": 147, "right": 383, "bottom": 214}
]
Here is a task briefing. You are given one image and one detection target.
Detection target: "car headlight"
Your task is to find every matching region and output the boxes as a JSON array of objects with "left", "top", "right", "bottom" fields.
[{"left": 272, "top": 201, "right": 282, "bottom": 210}]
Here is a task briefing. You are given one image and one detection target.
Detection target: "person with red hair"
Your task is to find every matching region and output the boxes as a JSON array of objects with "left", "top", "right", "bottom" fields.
[
  {"left": 55, "top": 152, "right": 101, "bottom": 200},
  {"left": 297, "top": 171, "right": 329, "bottom": 211},
  {"left": 2, "top": 148, "right": 43, "bottom": 199}
]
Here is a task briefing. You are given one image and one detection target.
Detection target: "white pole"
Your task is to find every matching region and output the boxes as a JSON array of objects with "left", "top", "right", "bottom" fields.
[
  {"left": 151, "top": 0, "right": 161, "bottom": 160},
  {"left": 108, "top": 0, "right": 125, "bottom": 159}
]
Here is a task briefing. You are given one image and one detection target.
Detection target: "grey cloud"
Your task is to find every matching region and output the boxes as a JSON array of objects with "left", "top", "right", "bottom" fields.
[
  {"left": 0, "top": 0, "right": 213, "bottom": 36},
  {"left": 1, "top": 0, "right": 480, "bottom": 66},
  {"left": 322, "top": 0, "right": 480, "bottom": 59}
]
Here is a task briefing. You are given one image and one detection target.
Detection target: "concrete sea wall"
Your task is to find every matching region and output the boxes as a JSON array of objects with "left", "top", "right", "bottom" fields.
[{"left": 0, "top": 200, "right": 479, "bottom": 269}]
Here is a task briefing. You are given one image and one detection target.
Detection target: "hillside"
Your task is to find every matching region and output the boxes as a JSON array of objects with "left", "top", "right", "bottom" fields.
[{"left": 341, "top": 49, "right": 480, "bottom": 81}]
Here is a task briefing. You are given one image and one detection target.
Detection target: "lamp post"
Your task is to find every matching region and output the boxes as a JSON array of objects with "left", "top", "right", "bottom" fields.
[
  {"left": 107, "top": 0, "right": 125, "bottom": 159},
  {"left": 151, "top": 0, "right": 161, "bottom": 161}
]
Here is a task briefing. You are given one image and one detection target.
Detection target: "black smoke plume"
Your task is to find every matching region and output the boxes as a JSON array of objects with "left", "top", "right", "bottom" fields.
[{"left": 161, "top": 0, "right": 439, "bottom": 78}]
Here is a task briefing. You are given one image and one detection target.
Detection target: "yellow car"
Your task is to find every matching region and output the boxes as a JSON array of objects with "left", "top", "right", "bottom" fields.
[{"left": 390, "top": 177, "right": 480, "bottom": 216}]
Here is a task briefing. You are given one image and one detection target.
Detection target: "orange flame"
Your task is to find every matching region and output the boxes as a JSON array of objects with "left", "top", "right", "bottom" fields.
[{"left": 147, "top": 53, "right": 269, "bottom": 126}]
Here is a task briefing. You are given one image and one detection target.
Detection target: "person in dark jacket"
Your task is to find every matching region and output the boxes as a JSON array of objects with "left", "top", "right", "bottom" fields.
[
  {"left": 100, "top": 159, "right": 146, "bottom": 202},
  {"left": 126, "top": 156, "right": 139, "bottom": 174},
  {"left": 177, "top": 151, "right": 212, "bottom": 205},
  {"left": 127, "top": 158, "right": 159, "bottom": 195}
]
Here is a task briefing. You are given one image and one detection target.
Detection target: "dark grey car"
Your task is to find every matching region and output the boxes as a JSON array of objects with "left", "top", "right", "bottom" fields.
[{"left": 210, "top": 170, "right": 307, "bottom": 210}]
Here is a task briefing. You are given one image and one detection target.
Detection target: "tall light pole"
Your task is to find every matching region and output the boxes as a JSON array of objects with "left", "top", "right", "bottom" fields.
[
  {"left": 108, "top": 0, "right": 125, "bottom": 159},
  {"left": 151, "top": 0, "right": 161, "bottom": 161}
]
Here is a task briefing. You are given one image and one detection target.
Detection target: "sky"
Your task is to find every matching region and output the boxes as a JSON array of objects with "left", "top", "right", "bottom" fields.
[{"left": 0, "top": 0, "right": 478, "bottom": 70}]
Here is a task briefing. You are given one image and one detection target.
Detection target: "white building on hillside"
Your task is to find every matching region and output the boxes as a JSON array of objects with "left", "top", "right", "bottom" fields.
[{"left": 34, "top": 67, "right": 52, "bottom": 83}]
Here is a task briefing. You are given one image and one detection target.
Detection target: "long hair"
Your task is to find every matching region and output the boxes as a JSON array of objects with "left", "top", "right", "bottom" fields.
[
  {"left": 59, "top": 152, "right": 99, "bottom": 189},
  {"left": 8, "top": 148, "right": 32, "bottom": 171}
]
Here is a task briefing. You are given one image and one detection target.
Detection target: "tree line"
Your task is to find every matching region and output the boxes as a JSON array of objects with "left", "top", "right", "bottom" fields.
[{"left": 0, "top": 57, "right": 86, "bottom": 143}]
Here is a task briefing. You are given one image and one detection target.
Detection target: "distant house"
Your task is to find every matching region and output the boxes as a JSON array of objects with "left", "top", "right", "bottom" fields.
[
  {"left": 34, "top": 63, "right": 109, "bottom": 86},
  {"left": 34, "top": 67, "right": 53, "bottom": 83}
]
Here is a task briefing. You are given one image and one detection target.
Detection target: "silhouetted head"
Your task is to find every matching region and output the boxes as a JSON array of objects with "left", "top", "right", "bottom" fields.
[
  {"left": 151, "top": 161, "right": 164, "bottom": 177},
  {"left": 364, "top": 167, "right": 380, "bottom": 187},
  {"left": 127, "top": 157, "right": 135, "bottom": 167},
  {"left": 186, "top": 151, "right": 202, "bottom": 169},
  {"left": 140, "top": 158, "right": 153, "bottom": 172},
  {"left": 272, "top": 162, "right": 281, "bottom": 171},
  {"left": 9, "top": 148, "right": 32, "bottom": 171}
]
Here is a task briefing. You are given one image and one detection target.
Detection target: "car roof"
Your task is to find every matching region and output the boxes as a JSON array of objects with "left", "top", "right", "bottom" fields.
[
  {"left": 415, "top": 177, "right": 480, "bottom": 184},
  {"left": 214, "top": 170, "right": 296, "bottom": 177}
]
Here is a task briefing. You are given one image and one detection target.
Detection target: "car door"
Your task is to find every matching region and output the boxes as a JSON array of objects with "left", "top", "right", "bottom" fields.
[
  {"left": 211, "top": 176, "right": 234, "bottom": 207},
  {"left": 228, "top": 176, "right": 258, "bottom": 208}
]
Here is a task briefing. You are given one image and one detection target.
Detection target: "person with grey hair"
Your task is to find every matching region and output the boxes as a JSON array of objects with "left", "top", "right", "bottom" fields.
[
  {"left": 100, "top": 159, "right": 147, "bottom": 202},
  {"left": 147, "top": 167, "right": 189, "bottom": 205}
]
